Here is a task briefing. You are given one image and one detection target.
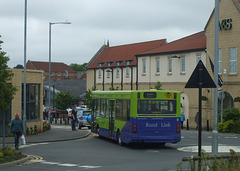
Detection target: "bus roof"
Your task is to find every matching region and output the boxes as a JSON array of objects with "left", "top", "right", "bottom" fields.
[{"left": 92, "top": 90, "right": 180, "bottom": 94}]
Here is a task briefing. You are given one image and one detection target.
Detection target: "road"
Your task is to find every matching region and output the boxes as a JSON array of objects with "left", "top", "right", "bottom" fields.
[{"left": 1, "top": 129, "right": 240, "bottom": 171}]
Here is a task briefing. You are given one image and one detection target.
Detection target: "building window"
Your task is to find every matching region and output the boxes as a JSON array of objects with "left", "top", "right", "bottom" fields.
[
  {"left": 57, "top": 72, "right": 61, "bottom": 76},
  {"left": 50, "top": 72, "right": 54, "bottom": 76},
  {"left": 98, "top": 63, "right": 102, "bottom": 77},
  {"left": 116, "top": 61, "right": 120, "bottom": 78},
  {"left": 197, "top": 55, "right": 201, "bottom": 63},
  {"left": 107, "top": 62, "right": 111, "bottom": 78},
  {"left": 218, "top": 49, "right": 222, "bottom": 74},
  {"left": 142, "top": 59, "right": 146, "bottom": 74},
  {"left": 156, "top": 58, "right": 160, "bottom": 74},
  {"left": 126, "top": 61, "right": 130, "bottom": 77},
  {"left": 168, "top": 58, "right": 172, "bottom": 73},
  {"left": 22, "top": 84, "right": 40, "bottom": 120},
  {"left": 181, "top": 57, "right": 185, "bottom": 73},
  {"left": 229, "top": 47, "right": 237, "bottom": 74}
]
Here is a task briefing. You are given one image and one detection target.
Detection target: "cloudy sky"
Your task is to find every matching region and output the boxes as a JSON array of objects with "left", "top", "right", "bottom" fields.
[{"left": 1, "top": 0, "right": 215, "bottom": 68}]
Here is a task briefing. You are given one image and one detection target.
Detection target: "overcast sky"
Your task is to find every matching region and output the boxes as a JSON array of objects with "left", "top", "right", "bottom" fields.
[{"left": 1, "top": 0, "right": 215, "bottom": 68}]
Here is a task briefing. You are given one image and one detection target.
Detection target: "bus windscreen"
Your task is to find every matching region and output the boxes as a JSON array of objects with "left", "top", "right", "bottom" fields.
[{"left": 137, "top": 100, "right": 176, "bottom": 114}]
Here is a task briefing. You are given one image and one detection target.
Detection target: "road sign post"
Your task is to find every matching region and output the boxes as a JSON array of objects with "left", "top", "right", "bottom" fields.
[{"left": 185, "top": 60, "right": 216, "bottom": 157}]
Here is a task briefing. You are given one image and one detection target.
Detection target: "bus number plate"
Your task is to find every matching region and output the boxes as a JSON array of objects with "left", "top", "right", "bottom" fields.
[{"left": 165, "top": 93, "right": 171, "bottom": 99}]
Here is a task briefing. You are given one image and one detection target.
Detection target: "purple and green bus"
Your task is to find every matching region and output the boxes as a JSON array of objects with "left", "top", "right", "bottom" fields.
[{"left": 92, "top": 90, "right": 181, "bottom": 146}]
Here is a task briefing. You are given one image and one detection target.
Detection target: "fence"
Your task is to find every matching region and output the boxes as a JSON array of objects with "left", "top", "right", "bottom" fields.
[
  {"left": 43, "top": 112, "right": 71, "bottom": 125},
  {"left": 182, "top": 151, "right": 240, "bottom": 171}
]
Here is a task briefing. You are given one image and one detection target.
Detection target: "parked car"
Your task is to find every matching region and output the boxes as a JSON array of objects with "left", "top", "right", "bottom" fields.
[
  {"left": 78, "top": 105, "right": 87, "bottom": 111},
  {"left": 77, "top": 110, "right": 92, "bottom": 129}
]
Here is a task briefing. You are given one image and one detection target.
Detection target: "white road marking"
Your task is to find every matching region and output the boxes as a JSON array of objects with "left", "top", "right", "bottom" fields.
[
  {"left": 39, "top": 160, "right": 102, "bottom": 169},
  {"left": 19, "top": 142, "right": 49, "bottom": 149},
  {"left": 178, "top": 146, "right": 240, "bottom": 153},
  {"left": 145, "top": 150, "right": 159, "bottom": 153},
  {"left": 224, "top": 136, "right": 238, "bottom": 139}
]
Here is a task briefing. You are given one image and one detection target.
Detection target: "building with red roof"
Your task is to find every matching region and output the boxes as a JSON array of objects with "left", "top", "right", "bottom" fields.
[
  {"left": 86, "top": 0, "right": 240, "bottom": 130},
  {"left": 87, "top": 39, "right": 166, "bottom": 90},
  {"left": 27, "top": 60, "right": 77, "bottom": 80}
]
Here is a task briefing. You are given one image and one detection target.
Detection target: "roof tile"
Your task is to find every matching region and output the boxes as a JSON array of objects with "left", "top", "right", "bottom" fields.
[
  {"left": 27, "top": 61, "right": 76, "bottom": 73},
  {"left": 87, "top": 39, "right": 166, "bottom": 69},
  {"left": 136, "top": 31, "right": 206, "bottom": 56}
]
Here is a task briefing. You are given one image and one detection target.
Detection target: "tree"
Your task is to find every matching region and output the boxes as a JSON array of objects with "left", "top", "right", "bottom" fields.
[
  {"left": 85, "top": 86, "right": 96, "bottom": 110},
  {"left": 0, "top": 35, "right": 17, "bottom": 111},
  {"left": 54, "top": 91, "right": 75, "bottom": 110},
  {"left": 14, "top": 64, "right": 24, "bottom": 69},
  {"left": 69, "top": 63, "right": 87, "bottom": 71}
]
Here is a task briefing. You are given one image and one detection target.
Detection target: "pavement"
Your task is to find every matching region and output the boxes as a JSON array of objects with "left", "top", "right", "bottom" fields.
[
  {"left": 0, "top": 124, "right": 91, "bottom": 145},
  {"left": 0, "top": 124, "right": 91, "bottom": 168}
]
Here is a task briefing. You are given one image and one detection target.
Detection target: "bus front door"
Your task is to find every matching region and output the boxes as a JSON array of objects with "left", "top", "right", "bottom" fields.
[{"left": 109, "top": 100, "right": 115, "bottom": 138}]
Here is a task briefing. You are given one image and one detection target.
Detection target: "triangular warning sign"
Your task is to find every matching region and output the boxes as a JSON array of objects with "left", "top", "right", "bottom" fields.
[{"left": 185, "top": 60, "right": 216, "bottom": 88}]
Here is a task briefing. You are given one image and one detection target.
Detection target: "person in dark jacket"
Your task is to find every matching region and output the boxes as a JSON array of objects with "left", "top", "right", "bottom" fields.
[
  {"left": 71, "top": 105, "right": 77, "bottom": 131},
  {"left": 195, "top": 112, "right": 199, "bottom": 130},
  {"left": 10, "top": 113, "right": 24, "bottom": 150}
]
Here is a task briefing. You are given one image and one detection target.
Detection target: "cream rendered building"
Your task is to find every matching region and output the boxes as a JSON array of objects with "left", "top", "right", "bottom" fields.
[{"left": 136, "top": 31, "right": 207, "bottom": 129}]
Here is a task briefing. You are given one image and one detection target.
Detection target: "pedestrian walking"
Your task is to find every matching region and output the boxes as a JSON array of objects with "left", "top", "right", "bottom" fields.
[
  {"left": 195, "top": 112, "right": 199, "bottom": 130},
  {"left": 72, "top": 105, "right": 77, "bottom": 131},
  {"left": 10, "top": 113, "right": 24, "bottom": 150},
  {"left": 181, "top": 112, "right": 185, "bottom": 129}
]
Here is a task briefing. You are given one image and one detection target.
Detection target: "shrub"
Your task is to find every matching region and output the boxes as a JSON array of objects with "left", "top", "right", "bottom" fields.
[
  {"left": 218, "top": 120, "right": 235, "bottom": 133},
  {"left": 34, "top": 125, "right": 38, "bottom": 135},
  {"left": 232, "top": 119, "right": 240, "bottom": 134},
  {"left": 218, "top": 108, "right": 240, "bottom": 134},
  {"left": 2, "top": 147, "right": 14, "bottom": 156},
  {"left": 222, "top": 108, "right": 240, "bottom": 121},
  {"left": 43, "top": 122, "right": 51, "bottom": 132},
  {"left": 0, "top": 147, "right": 26, "bottom": 164}
]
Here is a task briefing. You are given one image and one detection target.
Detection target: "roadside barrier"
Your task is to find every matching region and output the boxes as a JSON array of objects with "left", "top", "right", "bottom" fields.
[
  {"left": 45, "top": 113, "right": 71, "bottom": 125},
  {"left": 182, "top": 151, "right": 240, "bottom": 171}
]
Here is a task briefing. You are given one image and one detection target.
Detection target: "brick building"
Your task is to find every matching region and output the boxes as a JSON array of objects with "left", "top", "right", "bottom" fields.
[{"left": 27, "top": 60, "right": 77, "bottom": 80}]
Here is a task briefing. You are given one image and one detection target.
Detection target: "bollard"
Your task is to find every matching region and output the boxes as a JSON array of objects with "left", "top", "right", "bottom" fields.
[
  {"left": 207, "top": 120, "right": 209, "bottom": 131},
  {"left": 186, "top": 119, "right": 189, "bottom": 130}
]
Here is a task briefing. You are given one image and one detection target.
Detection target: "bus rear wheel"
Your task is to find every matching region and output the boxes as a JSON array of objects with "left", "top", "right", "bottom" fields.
[
  {"left": 117, "top": 131, "right": 123, "bottom": 146},
  {"left": 158, "top": 143, "right": 166, "bottom": 147}
]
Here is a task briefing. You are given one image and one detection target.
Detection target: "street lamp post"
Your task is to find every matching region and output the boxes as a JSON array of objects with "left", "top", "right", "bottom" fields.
[
  {"left": 23, "top": 0, "right": 27, "bottom": 135},
  {"left": 48, "top": 21, "right": 71, "bottom": 124}
]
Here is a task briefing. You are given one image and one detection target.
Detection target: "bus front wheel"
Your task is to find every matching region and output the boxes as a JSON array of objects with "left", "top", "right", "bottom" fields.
[{"left": 96, "top": 126, "right": 101, "bottom": 137}]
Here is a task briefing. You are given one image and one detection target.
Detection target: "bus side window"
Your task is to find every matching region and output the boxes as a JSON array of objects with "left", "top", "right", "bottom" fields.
[
  {"left": 105, "top": 100, "right": 109, "bottom": 118},
  {"left": 97, "top": 99, "right": 101, "bottom": 117}
]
